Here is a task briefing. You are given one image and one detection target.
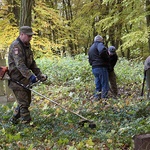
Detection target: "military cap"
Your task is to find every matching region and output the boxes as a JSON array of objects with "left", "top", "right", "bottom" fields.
[{"left": 20, "top": 26, "right": 34, "bottom": 35}]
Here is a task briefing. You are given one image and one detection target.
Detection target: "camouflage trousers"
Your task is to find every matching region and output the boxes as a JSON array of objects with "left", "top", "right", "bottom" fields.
[
  {"left": 12, "top": 89, "right": 32, "bottom": 122},
  {"left": 109, "top": 71, "right": 118, "bottom": 97}
]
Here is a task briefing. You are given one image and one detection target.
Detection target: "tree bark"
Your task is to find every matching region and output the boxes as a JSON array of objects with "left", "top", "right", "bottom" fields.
[
  {"left": 146, "top": 0, "right": 150, "bottom": 53},
  {"left": 20, "top": 0, "right": 32, "bottom": 26},
  {"left": 13, "top": 0, "right": 20, "bottom": 26},
  {"left": 134, "top": 134, "right": 150, "bottom": 150}
]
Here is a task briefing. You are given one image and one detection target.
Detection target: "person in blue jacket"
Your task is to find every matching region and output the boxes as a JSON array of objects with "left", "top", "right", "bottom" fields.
[{"left": 88, "top": 35, "right": 110, "bottom": 100}]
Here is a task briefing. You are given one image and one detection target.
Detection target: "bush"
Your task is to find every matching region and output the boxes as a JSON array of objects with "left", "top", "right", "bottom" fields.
[{"left": 0, "top": 55, "right": 148, "bottom": 149}]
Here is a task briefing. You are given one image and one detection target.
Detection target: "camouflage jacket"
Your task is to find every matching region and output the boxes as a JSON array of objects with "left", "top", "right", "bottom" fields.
[{"left": 8, "top": 37, "right": 42, "bottom": 90}]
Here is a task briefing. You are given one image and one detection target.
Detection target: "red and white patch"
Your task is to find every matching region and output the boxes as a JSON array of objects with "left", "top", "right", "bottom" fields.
[{"left": 14, "top": 48, "right": 19, "bottom": 55}]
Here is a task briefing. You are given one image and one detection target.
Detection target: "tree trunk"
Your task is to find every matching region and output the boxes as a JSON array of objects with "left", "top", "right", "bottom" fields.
[
  {"left": 146, "top": 0, "right": 150, "bottom": 53},
  {"left": 134, "top": 134, "right": 150, "bottom": 150},
  {"left": 0, "top": 55, "right": 6, "bottom": 96},
  {"left": 126, "top": 48, "right": 130, "bottom": 60},
  {"left": 6, "top": 0, "right": 20, "bottom": 25},
  {"left": 13, "top": 0, "right": 20, "bottom": 26},
  {"left": 20, "top": 0, "right": 32, "bottom": 26}
]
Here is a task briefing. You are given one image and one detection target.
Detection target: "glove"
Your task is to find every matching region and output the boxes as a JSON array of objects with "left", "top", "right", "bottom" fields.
[
  {"left": 29, "top": 75, "right": 37, "bottom": 83},
  {"left": 37, "top": 74, "right": 47, "bottom": 82}
]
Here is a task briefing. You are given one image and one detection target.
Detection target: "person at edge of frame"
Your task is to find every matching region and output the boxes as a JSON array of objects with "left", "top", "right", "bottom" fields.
[
  {"left": 8, "top": 26, "right": 47, "bottom": 125},
  {"left": 108, "top": 46, "right": 118, "bottom": 98},
  {"left": 144, "top": 56, "right": 150, "bottom": 99},
  {"left": 88, "top": 35, "right": 110, "bottom": 101}
]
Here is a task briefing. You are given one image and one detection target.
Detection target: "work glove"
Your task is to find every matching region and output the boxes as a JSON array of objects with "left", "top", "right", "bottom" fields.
[
  {"left": 29, "top": 75, "right": 37, "bottom": 83},
  {"left": 37, "top": 74, "right": 47, "bottom": 82}
]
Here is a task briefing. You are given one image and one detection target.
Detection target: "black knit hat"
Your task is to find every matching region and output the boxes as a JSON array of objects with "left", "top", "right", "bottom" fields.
[{"left": 108, "top": 46, "right": 116, "bottom": 54}]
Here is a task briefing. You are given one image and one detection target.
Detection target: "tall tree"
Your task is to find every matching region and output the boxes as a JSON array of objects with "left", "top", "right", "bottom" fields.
[
  {"left": 20, "top": 0, "right": 32, "bottom": 26},
  {"left": 146, "top": 0, "right": 150, "bottom": 53},
  {"left": 1, "top": 0, "right": 150, "bottom": 59}
]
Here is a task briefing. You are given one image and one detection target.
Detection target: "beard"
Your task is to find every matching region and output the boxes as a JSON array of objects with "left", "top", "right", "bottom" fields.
[{"left": 24, "top": 40, "right": 30, "bottom": 45}]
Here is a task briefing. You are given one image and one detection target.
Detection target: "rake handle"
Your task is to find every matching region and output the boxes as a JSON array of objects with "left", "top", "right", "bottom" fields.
[{"left": 31, "top": 88, "right": 91, "bottom": 121}]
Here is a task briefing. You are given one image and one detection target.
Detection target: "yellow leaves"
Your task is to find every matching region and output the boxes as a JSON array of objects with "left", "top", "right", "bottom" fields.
[
  {"left": 85, "top": 137, "right": 95, "bottom": 148},
  {"left": 125, "top": 99, "right": 130, "bottom": 106},
  {"left": 77, "top": 141, "right": 84, "bottom": 149},
  {"left": 111, "top": 129, "right": 116, "bottom": 134},
  {"left": 0, "top": 22, "right": 18, "bottom": 48},
  {"left": 121, "top": 30, "right": 148, "bottom": 50},
  {"left": 34, "top": 0, "right": 64, "bottom": 28},
  {"left": 115, "top": 102, "right": 124, "bottom": 109},
  {"left": 34, "top": 95, "right": 41, "bottom": 101},
  {"left": 77, "top": 137, "right": 95, "bottom": 149},
  {"left": 96, "top": 16, "right": 118, "bottom": 30},
  {"left": 55, "top": 107, "right": 63, "bottom": 116},
  {"left": 107, "top": 139, "right": 113, "bottom": 144},
  {"left": 67, "top": 146, "right": 77, "bottom": 150},
  {"left": 17, "top": 141, "right": 25, "bottom": 149}
]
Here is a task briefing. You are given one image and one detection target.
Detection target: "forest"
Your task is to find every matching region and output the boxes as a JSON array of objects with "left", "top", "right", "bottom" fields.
[
  {"left": 1, "top": 0, "right": 150, "bottom": 149},
  {"left": 0, "top": 0, "right": 150, "bottom": 59}
]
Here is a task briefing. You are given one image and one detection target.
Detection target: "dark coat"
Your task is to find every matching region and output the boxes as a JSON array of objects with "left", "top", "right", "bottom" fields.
[
  {"left": 88, "top": 41, "right": 109, "bottom": 69},
  {"left": 109, "top": 53, "right": 118, "bottom": 72}
]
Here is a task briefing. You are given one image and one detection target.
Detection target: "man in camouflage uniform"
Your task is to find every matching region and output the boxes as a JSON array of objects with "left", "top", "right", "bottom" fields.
[
  {"left": 144, "top": 56, "right": 150, "bottom": 99},
  {"left": 8, "top": 26, "right": 47, "bottom": 124}
]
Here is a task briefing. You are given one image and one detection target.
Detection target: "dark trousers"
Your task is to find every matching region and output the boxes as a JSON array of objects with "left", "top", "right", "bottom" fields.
[
  {"left": 109, "top": 70, "right": 118, "bottom": 97},
  {"left": 146, "top": 69, "right": 150, "bottom": 98}
]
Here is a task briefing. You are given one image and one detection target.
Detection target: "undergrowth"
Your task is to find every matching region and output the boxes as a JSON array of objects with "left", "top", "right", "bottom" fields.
[{"left": 0, "top": 54, "right": 149, "bottom": 150}]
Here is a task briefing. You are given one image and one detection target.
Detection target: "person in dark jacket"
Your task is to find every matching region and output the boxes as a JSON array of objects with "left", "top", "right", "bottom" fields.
[
  {"left": 88, "top": 35, "right": 110, "bottom": 100},
  {"left": 8, "top": 26, "right": 47, "bottom": 124},
  {"left": 144, "top": 56, "right": 150, "bottom": 99},
  {"left": 108, "top": 46, "right": 118, "bottom": 97}
]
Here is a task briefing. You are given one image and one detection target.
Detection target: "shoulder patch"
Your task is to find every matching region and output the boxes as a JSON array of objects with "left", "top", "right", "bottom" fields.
[{"left": 13, "top": 48, "right": 19, "bottom": 55}]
